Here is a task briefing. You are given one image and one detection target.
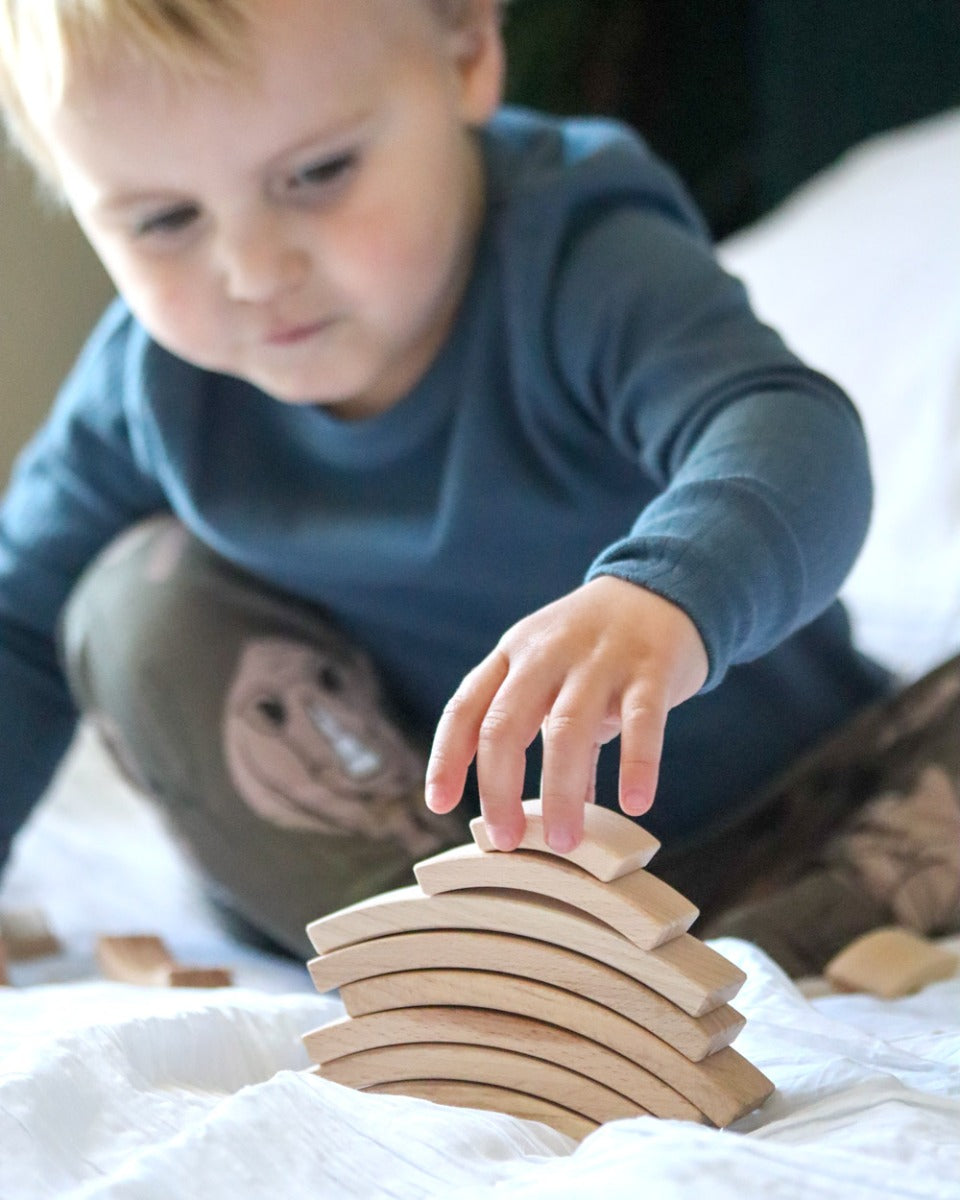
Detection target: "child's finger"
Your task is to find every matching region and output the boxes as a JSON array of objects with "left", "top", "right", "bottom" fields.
[
  {"left": 538, "top": 678, "right": 612, "bottom": 851},
  {"left": 617, "top": 682, "right": 668, "bottom": 816},
  {"left": 425, "top": 651, "right": 509, "bottom": 816},
  {"left": 475, "top": 671, "right": 560, "bottom": 850}
]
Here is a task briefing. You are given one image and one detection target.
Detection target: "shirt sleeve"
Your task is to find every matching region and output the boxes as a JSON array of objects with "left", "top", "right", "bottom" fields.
[
  {"left": 0, "top": 300, "right": 168, "bottom": 864},
  {"left": 550, "top": 204, "right": 873, "bottom": 689}
]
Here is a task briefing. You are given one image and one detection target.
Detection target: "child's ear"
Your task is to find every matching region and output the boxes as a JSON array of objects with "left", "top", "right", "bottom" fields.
[{"left": 448, "top": 0, "right": 505, "bottom": 126}]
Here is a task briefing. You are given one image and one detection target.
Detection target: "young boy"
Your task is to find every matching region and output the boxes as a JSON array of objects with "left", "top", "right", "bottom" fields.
[{"left": 0, "top": 0, "right": 890, "bottom": 958}]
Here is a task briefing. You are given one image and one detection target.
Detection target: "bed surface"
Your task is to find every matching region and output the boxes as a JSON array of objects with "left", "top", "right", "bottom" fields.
[
  {"left": 3, "top": 729, "right": 958, "bottom": 1199},
  {"left": 4, "top": 110, "right": 960, "bottom": 1198}
]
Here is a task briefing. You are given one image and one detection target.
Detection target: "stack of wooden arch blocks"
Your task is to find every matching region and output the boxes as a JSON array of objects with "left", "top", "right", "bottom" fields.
[{"left": 303, "top": 800, "right": 774, "bottom": 1141}]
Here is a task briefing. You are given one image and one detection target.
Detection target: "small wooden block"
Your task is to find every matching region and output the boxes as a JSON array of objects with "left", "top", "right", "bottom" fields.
[
  {"left": 307, "top": 885, "right": 742, "bottom": 1023},
  {"left": 0, "top": 907, "right": 61, "bottom": 961},
  {"left": 316, "top": 1043, "right": 652, "bottom": 1126},
  {"left": 469, "top": 799, "right": 660, "bottom": 882},
  {"left": 304, "top": 1008, "right": 703, "bottom": 1122},
  {"left": 414, "top": 844, "right": 696, "bottom": 950},
  {"left": 0, "top": 938, "right": 9, "bottom": 987},
  {"left": 337, "top": 971, "right": 769, "bottom": 1126},
  {"left": 824, "top": 927, "right": 960, "bottom": 999},
  {"left": 96, "top": 935, "right": 233, "bottom": 988},
  {"left": 366, "top": 1080, "right": 599, "bottom": 1142}
]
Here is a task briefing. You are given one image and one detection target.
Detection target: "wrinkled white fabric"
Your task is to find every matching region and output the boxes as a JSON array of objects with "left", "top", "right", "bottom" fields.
[{"left": 2, "top": 733, "right": 960, "bottom": 1199}]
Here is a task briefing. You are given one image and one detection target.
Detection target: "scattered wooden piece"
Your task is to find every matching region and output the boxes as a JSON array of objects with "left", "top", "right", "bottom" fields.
[
  {"left": 469, "top": 799, "right": 660, "bottom": 881},
  {"left": 0, "top": 906, "right": 61, "bottom": 960},
  {"left": 824, "top": 927, "right": 960, "bottom": 999},
  {"left": 316, "top": 1044, "right": 652, "bottom": 1126},
  {"left": 367, "top": 1079, "right": 598, "bottom": 1142},
  {"left": 340, "top": 966, "right": 742, "bottom": 1063},
  {"left": 0, "top": 938, "right": 8, "bottom": 987},
  {"left": 307, "top": 885, "right": 742, "bottom": 1020},
  {"left": 305, "top": 1008, "right": 703, "bottom": 1122},
  {"left": 95, "top": 935, "right": 233, "bottom": 988},
  {"left": 414, "top": 844, "right": 696, "bottom": 950},
  {"left": 336, "top": 971, "right": 767, "bottom": 1126}
]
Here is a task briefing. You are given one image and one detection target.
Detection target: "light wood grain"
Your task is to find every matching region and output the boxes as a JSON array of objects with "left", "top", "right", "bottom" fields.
[
  {"left": 339, "top": 965, "right": 741, "bottom": 1062},
  {"left": 305, "top": 1007, "right": 703, "bottom": 1122},
  {"left": 825, "top": 927, "right": 959, "bottom": 998},
  {"left": 0, "top": 906, "right": 61, "bottom": 961},
  {"left": 96, "top": 935, "right": 233, "bottom": 988},
  {"left": 309, "top": 892, "right": 743, "bottom": 1018},
  {"left": 337, "top": 971, "right": 768, "bottom": 1125},
  {"left": 414, "top": 844, "right": 696, "bottom": 950},
  {"left": 469, "top": 799, "right": 660, "bottom": 881},
  {"left": 367, "top": 1079, "right": 598, "bottom": 1141},
  {"left": 315, "top": 1043, "right": 652, "bottom": 1125},
  {"left": 309, "top": 927, "right": 740, "bottom": 1022}
]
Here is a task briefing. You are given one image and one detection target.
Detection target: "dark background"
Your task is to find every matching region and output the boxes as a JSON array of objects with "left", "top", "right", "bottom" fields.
[{"left": 503, "top": 0, "right": 960, "bottom": 238}]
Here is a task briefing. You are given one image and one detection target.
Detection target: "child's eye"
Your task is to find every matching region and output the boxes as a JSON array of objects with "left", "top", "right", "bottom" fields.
[
  {"left": 287, "top": 151, "right": 358, "bottom": 195},
  {"left": 134, "top": 204, "right": 200, "bottom": 239}
]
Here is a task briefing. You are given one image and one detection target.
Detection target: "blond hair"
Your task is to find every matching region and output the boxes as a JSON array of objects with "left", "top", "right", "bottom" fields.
[{"left": 0, "top": 0, "right": 496, "bottom": 185}]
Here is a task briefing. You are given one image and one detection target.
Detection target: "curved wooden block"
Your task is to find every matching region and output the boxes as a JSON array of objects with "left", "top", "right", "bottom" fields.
[
  {"left": 337, "top": 971, "right": 770, "bottom": 1126},
  {"left": 367, "top": 1079, "right": 598, "bottom": 1142},
  {"left": 310, "top": 927, "right": 739, "bottom": 1023},
  {"left": 469, "top": 799, "right": 660, "bottom": 882},
  {"left": 413, "top": 844, "right": 696, "bottom": 950},
  {"left": 308, "top": 889, "right": 743, "bottom": 1019},
  {"left": 304, "top": 1008, "right": 702, "bottom": 1122},
  {"left": 339, "top": 966, "right": 738, "bottom": 1063},
  {"left": 316, "top": 1043, "right": 651, "bottom": 1126}
]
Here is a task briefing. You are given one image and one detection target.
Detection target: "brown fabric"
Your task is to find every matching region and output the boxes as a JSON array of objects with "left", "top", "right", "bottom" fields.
[{"left": 697, "top": 654, "right": 960, "bottom": 975}]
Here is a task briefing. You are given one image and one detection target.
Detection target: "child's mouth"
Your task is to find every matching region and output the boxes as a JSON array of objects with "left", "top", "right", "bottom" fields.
[{"left": 265, "top": 318, "right": 334, "bottom": 347}]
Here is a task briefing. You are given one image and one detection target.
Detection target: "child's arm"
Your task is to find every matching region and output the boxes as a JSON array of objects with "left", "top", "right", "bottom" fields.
[
  {"left": 425, "top": 574, "right": 707, "bottom": 853},
  {"left": 0, "top": 302, "right": 167, "bottom": 866},
  {"left": 427, "top": 191, "right": 873, "bottom": 854}
]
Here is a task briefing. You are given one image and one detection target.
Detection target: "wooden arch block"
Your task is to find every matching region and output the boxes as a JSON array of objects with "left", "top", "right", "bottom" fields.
[
  {"left": 469, "top": 799, "right": 661, "bottom": 882},
  {"left": 316, "top": 1043, "right": 653, "bottom": 1126},
  {"left": 339, "top": 966, "right": 741, "bottom": 1063},
  {"left": 414, "top": 843, "right": 696, "bottom": 950},
  {"left": 368, "top": 1079, "right": 598, "bottom": 1142},
  {"left": 309, "top": 926, "right": 741, "bottom": 1022},
  {"left": 336, "top": 971, "right": 769, "bottom": 1126},
  {"left": 307, "top": 886, "right": 744, "bottom": 1019},
  {"left": 305, "top": 1007, "right": 703, "bottom": 1122}
]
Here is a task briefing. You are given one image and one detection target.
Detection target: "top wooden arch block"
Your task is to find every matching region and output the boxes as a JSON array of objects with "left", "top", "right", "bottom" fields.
[{"left": 470, "top": 799, "right": 660, "bottom": 882}]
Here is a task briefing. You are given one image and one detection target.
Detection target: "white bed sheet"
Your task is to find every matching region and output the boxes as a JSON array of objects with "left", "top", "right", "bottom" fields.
[
  {"left": 720, "top": 107, "right": 960, "bottom": 679},
  {"left": 2, "top": 730, "right": 959, "bottom": 1199}
]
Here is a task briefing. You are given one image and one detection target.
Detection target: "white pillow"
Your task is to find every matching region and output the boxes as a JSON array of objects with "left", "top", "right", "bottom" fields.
[{"left": 719, "top": 108, "right": 960, "bottom": 679}]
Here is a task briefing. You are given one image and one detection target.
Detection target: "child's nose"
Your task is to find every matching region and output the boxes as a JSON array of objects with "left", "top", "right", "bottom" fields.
[{"left": 217, "top": 218, "right": 308, "bottom": 304}]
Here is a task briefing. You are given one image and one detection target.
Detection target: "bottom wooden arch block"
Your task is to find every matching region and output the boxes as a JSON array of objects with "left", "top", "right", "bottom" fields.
[
  {"left": 367, "top": 1079, "right": 599, "bottom": 1142},
  {"left": 316, "top": 1042, "right": 652, "bottom": 1126}
]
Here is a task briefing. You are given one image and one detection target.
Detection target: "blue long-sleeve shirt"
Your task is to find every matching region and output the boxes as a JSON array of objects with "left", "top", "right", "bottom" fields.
[{"left": 0, "top": 108, "right": 887, "bottom": 862}]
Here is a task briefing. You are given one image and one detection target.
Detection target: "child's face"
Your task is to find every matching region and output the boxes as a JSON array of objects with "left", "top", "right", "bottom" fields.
[{"left": 37, "top": 0, "right": 502, "bottom": 417}]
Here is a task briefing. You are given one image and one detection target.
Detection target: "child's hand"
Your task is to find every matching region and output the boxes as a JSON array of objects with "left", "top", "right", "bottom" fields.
[{"left": 425, "top": 576, "right": 709, "bottom": 854}]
